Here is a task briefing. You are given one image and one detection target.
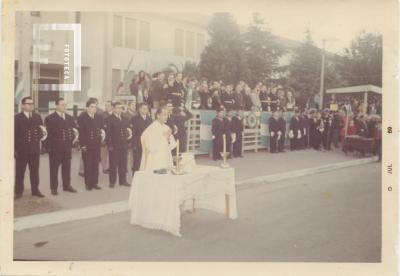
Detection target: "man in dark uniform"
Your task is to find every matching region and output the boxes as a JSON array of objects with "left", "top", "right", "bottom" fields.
[
  {"left": 277, "top": 111, "right": 286, "bottom": 152},
  {"left": 232, "top": 110, "right": 244, "bottom": 157},
  {"left": 100, "top": 100, "right": 113, "bottom": 174},
  {"left": 14, "top": 96, "right": 45, "bottom": 199},
  {"left": 164, "top": 74, "right": 184, "bottom": 107},
  {"left": 289, "top": 110, "right": 302, "bottom": 151},
  {"left": 105, "top": 101, "right": 131, "bottom": 187},
  {"left": 299, "top": 110, "right": 310, "bottom": 150},
  {"left": 169, "top": 106, "right": 193, "bottom": 155},
  {"left": 322, "top": 109, "right": 333, "bottom": 150},
  {"left": 44, "top": 97, "right": 78, "bottom": 195},
  {"left": 223, "top": 109, "right": 234, "bottom": 159},
  {"left": 268, "top": 111, "right": 279, "bottom": 153},
  {"left": 131, "top": 102, "right": 152, "bottom": 176},
  {"left": 78, "top": 99, "right": 104, "bottom": 191},
  {"left": 211, "top": 108, "right": 225, "bottom": 161},
  {"left": 221, "top": 85, "right": 235, "bottom": 111},
  {"left": 269, "top": 88, "right": 278, "bottom": 112}
]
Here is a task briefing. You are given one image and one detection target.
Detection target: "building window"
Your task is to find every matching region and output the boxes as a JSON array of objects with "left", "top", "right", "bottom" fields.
[
  {"left": 125, "top": 18, "right": 137, "bottom": 49},
  {"left": 196, "top": 33, "right": 205, "bottom": 59},
  {"left": 185, "top": 31, "right": 195, "bottom": 58},
  {"left": 139, "top": 21, "right": 150, "bottom": 51},
  {"left": 113, "top": 15, "right": 123, "bottom": 47},
  {"left": 174, "top": 29, "right": 184, "bottom": 57}
]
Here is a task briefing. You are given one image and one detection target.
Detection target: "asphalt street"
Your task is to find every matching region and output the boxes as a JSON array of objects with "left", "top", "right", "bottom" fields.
[{"left": 14, "top": 162, "right": 381, "bottom": 262}]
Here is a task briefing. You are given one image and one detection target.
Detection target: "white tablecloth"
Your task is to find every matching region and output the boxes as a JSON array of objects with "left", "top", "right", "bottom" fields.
[{"left": 128, "top": 165, "right": 238, "bottom": 236}]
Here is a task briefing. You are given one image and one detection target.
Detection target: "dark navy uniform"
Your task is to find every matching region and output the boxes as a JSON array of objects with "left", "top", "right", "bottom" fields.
[
  {"left": 289, "top": 115, "right": 302, "bottom": 150},
  {"left": 169, "top": 109, "right": 193, "bottom": 154},
  {"left": 277, "top": 116, "right": 286, "bottom": 152},
  {"left": 211, "top": 117, "right": 225, "bottom": 160},
  {"left": 268, "top": 116, "right": 279, "bottom": 153},
  {"left": 14, "top": 112, "right": 44, "bottom": 197},
  {"left": 131, "top": 114, "right": 152, "bottom": 175},
  {"left": 232, "top": 114, "right": 244, "bottom": 157},
  {"left": 44, "top": 112, "right": 77, "bottom": 192},
  {"left": 300, "top": 115, "right": 310, "bottom": 149},
  {"left": 78, "top": 112, "right": 104, "bottom": 190},
  {"left": 223, "top": 116, "right": 234, "bottom": 158},
  {"left": 105, "top": 114, "right": 131, "bottom": 186}
]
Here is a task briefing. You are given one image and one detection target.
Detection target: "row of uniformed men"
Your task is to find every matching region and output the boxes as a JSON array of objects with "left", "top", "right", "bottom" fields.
[
  {"left": 15, "top": 95, "right": 193, "bottom": 199},
  {"left": 210, "top": 108, "right": 338, "bottom": 160}
]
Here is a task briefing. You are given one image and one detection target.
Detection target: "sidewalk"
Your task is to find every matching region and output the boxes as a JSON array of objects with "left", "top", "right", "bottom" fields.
[{"left": 14, "top": 147, "right": 374, "bottom": 218}]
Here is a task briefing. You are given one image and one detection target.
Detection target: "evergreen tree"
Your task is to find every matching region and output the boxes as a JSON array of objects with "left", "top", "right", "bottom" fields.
[
  {"left": 243, "top": 13, "right": 285, "bottom": 86},
  {"left": 199, "top": 13, "right": 248, "bottom": 84}
]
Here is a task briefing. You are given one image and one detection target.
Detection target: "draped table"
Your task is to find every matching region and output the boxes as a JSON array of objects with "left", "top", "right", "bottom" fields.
[{"left": 128, "top": 165, "right": 238, "bottom": 237}]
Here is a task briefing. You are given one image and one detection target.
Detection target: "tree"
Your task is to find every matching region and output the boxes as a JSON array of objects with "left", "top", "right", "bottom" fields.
[
  {"left": 182, "top": 61, "right": 200, "bottom": 79},
  {"left": 287, "top": 30, "right": 321, "bottom": 107},
  {"left": 242, "top": 13, "right": 285, "bottom": 86},
  {"left": 337, "top": 30, "right": 382, "bottom": 87},
  {"left": 199, "top": 13, "right": 248, "bottom": 84}
]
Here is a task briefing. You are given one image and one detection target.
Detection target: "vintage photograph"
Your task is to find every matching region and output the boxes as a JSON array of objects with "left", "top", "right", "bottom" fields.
[{"left": 0, "top": 0, "right": 397, "bottom": 275}]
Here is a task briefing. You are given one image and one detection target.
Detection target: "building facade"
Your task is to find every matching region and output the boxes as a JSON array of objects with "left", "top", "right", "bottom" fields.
[{"left": 15, "top": 12, "right": 208, "bottom": 112}]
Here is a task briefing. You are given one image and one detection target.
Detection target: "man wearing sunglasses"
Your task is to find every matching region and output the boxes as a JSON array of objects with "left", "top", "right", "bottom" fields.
[{"left": 14, "top": 96, "right": 45, "bottom": 199}]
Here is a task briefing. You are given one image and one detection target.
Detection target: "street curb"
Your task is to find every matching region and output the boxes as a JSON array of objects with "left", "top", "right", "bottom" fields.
[
  {"left": 14, "top": 156, "right": 378, "bottom": 231},
  {"left": 236, "top": 156, "right": 378, "bottom": 186}
]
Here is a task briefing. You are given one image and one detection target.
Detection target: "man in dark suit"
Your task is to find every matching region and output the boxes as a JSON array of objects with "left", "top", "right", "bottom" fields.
[
  {"left": 78, "top": 99, "right": 104, "bottom": 191},
  {"left": 44, "top": 97, "right": 78, "bottom": 195},
  {"left": 211, "top": 108, "right": 225, "bottom": 161},
  {"left": 14, "top": 96, "right": 45, "bottom": 199},
  {"left": 131, "top": 102, "right": 152, "bottom": 176},
  {"left": 232, "top": 110, "right": 244, "bottom": 157},
  {"left": 105, "top": 101, "right": 131, "bottom": 187},
  {"left": 221, "top": 85, "right": 235, "bottom": 111}
]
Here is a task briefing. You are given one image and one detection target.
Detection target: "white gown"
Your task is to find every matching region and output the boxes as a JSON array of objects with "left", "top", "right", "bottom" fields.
[{"left": 139, "top": 120, "right": 177, "bottom": 171}]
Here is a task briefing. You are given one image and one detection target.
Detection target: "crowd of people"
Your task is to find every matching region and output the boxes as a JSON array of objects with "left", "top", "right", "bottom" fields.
[
  {"left": 14, "top": 70, "right": 382, "bottom": 200},
  {"left": 120, "top": 70, "right": 298, "bottom": 112}
]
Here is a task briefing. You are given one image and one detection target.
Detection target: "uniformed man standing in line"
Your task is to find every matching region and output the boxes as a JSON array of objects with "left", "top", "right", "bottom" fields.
[
  {"left": 289, "top": 110, "right": 302, "bottom": 151},
  {"left": 211, "top": 108, "right": 225, "bottom": 161},
  {"left": 131, "top": 102, "right": 153, "bottom": 176},
  {"left": 232, "top": 110, "right": 244, "bottom": 157},
  {"left": 44, "top": 97, "right": 78, "bottom": 195},
  {"left": 277, "top": 111, "right": 287, "bottom": 153},
  {"left": 268, "top": 111, "right": 279, "bottom": 153},
  {"left": 105, "top": 101, "right": 131, "bottom": 188},
  {"left": 299, "top": 110, "right": 310, "bottom": 150},
  {"left": 78, "top": 98, "right": 104, "bottom": 191},
  {"left": 123, "top": 100, "right": 136, "bottom": 173},
  {"left": 100, "top": 100, "right": 113, "bottom": 174},
  {"left": 14, "top": 96, "right": 45, "bottom": 199},
  {"left": 169, "top": 106, "right": 193, "bottom": 155},
  {"left": 223, "top": 109, "right": 234, "bottom": 159}
]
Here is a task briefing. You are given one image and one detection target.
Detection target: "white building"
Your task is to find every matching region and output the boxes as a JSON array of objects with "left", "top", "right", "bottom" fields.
[{"left": 15, "top": 12, "right": 209, "bottom": 111}]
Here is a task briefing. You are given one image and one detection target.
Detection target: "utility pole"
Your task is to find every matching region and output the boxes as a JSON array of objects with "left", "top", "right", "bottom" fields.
[{"left": 319, "top": 39, "right": 326, "bottom": 109}]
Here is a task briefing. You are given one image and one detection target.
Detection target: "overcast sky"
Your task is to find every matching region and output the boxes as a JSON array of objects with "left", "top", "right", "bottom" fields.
[{"left": 206, "top": 0, "right": 385, "bottom": 54}]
